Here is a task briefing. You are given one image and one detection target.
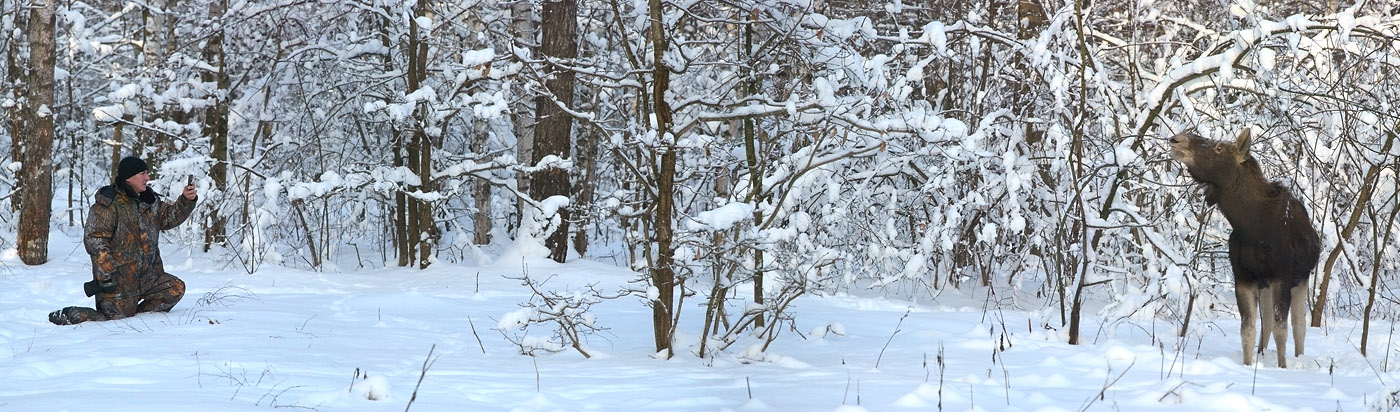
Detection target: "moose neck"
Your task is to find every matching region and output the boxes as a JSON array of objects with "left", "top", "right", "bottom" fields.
[{"left": 1211, "top": 161, "right": 1275, "bottom": 230}]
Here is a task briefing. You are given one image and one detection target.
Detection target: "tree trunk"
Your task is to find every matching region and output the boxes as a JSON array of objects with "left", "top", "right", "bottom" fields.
[
  {"left": 152, "top": 0, "right": 181, "bottom": 159},
  {"left": 512, "top": 0, "right": 536, "bottom": 234},
  {"left": 647, "top": 0, "right": 676, "bottom": 357},
  {"left": 472, "top": 121, "right": 493, "bottom": 245},
  {"left": 462, "top": 6, "right": 492, "bottom": 247},
  {"left": 110, "top": 122, "right": 125, "bottom": 176},
  {"left": 397, "top": 0, "right": 436, "bottom": 269},
  {"left": 394, "top": 161, "right": 408, "bottom": 266},
  {"left": 532, "top": 0, "right": 578, "bottom": 263},
  {"left": 1360, "top": 189, "right": 1400, "bottom": 356},
  {"left": 203, "top": 0, "right": 229, "bottom": 252},
  {"left": 141, "top": 0, "right": 168, "bottom": 64},
  {"left": 1066, "top": 0, "right": 1091, "bottom": 345},
  {"left": 62, "top": 27, "right": 78, "bottom": 227},
  {"left": 6, "top": 0, "right": 27, "bottom": 212},
  {"left": 572, "top": 128, "right": 598, "bottom": 256},
  {"left": 17, "top": 0, "right": 56, "bottom": 265},
  {"left": 742, "top": 11, "right": 764, "bottom": 329},
  {"left": 386, "top": 6, "right": 410, "bottom": 268},
  {"left": 135, "top": 0, "right": 171, "bottom": 157}
]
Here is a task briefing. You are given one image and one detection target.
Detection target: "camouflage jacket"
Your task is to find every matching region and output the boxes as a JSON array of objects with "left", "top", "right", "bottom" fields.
[{"left": 83, "top": 183, "right": 197, "bottom": 296}]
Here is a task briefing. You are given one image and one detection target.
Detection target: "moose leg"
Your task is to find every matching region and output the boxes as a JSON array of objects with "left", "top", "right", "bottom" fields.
[
  {"left": 1235, "top": 286, "right": 1258, "bottom": 366},
  {"left": 1257, "top": 285, "right": 1273, "bottom": 354},
  {"left": 1290, "top": 283, "right": 1308, "bottom": 358},
  {"left": 1271, "top": 280, "right": 1292, "bottom": 368}
]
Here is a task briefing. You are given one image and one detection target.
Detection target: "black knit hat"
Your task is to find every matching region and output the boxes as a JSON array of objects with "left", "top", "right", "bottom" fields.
[{"left": 117, "top": 156, "right": 148, "bottom": 180}]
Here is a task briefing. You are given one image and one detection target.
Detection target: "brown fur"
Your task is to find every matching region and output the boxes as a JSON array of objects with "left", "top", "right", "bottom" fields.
[{"left": 1168, "top": 129, "right": 1321, "bottom": 367}]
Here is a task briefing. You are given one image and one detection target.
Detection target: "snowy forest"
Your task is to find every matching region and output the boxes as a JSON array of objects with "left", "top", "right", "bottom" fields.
[{"left": 4, "top": 0, "right": 1400, "bottom": 363}]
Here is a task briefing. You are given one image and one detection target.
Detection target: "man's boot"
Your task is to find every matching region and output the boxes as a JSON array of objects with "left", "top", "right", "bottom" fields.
[{"left": 49, "top": 306, "right": 108, "bottom": 325}]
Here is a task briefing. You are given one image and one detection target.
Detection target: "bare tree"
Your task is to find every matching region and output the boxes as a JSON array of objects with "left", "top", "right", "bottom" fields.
[
  {"left": 400, "top": 0, "right": 436, "bottom": 268},
  {"left": 468, "top": 11, "right": 494, "bottom": 247},
  {"left": 5, "top": 0, "right": 27, "bottom": 212},
  {"left": 645, "top": 0, "right": 678, "bottom": 357},
  {"left": 203, "top": 0, "right": 229, "bottom": 252}
]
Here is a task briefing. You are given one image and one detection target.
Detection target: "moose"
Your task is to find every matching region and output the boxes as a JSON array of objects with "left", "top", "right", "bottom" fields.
[{"left": 1168, "top": 128, "right": 1321, "bottom": 368}]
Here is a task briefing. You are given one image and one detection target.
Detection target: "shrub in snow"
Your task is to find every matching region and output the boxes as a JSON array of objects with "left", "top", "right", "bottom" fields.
[
  {"left": 497, "top": 273, "right": 622, "bottom": 358},
  {"left": 355, "top": 375, "right": 391, "bottom": 401}
]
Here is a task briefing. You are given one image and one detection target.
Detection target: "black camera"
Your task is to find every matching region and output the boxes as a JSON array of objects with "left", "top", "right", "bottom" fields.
[{"left": 83, "top": 273, "right": 116, "bottom": 297}]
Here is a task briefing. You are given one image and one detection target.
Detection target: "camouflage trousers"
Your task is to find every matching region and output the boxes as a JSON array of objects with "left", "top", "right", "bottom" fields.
[{"left": 49, "top": 272, "right": 186, "bottom": 325}]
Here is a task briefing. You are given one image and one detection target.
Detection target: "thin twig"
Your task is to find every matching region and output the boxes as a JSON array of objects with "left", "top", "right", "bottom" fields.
[
  {"left": 1078, "top": 360, "right": 1134, "bottom": 412},
  {"left": 348, "top": 367, "right": 359, "bottom": 394},
  {"left": 875, "top": 307, "right": 913, "bottom": 369},
  {"left": 404, "top": 344, "right": 437, "bottom": 412},
  {"left": 468, "top": 316, "right": 486, "bottom": 354}
]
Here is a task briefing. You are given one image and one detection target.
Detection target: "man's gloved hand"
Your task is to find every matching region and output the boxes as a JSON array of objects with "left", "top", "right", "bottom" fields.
[
  {"left": 85, "top": 250, "right": 119, "bottom": 297},
  {"left": 83, "top": 272, "right": 115, "bottom": 297}
]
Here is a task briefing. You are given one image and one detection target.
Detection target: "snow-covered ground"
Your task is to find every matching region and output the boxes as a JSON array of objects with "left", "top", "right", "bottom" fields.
[{"left": 2, "top": 233, "right": 1398, "bottom": 411}]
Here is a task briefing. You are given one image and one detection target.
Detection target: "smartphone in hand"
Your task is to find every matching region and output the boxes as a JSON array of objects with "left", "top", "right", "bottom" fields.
[{"left": 182, "top": 176, "right": 197, "bottom": 200}]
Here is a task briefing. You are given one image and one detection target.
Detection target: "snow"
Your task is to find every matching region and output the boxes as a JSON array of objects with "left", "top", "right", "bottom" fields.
[
  {"left": 343, "top": 41, "right": 391, "bottom": 59},
  {"left": 463, "top": 49, "right": 494, "bottom": 67},
  {"left": 471, "top": 90, "right": 510, "bottom": 118},
  {"left": 92, "top": 104, "right": 125, "bottom": 123},
  {"left": 920, "top": 21, "right": 947, "bottom": 55},
  {"left": 686, "top": 202, "right": 755, "bottom": 231},
  {"left": 1114, "top": 138, "right": 1142, "bottom": 166},
  {"left": 1257, "top": 47, "right": 1277, "bottom": 71},
  {"left": 3, "top": 232, "right": 1398, "bottom": 411},
  {"left": 405, "top": 86, "right": 437, "bottom": 104},
  {"left": 1337, "top": 5, "right": 1357, "bottom": 42},
  {"left": 813, "top": 77, "right": 838, "bottom": 107}
]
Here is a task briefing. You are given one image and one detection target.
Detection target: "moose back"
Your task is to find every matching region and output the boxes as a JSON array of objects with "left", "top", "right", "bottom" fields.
[{"left": 1168, "top": 128, "right": 1321, "bottom": 368}]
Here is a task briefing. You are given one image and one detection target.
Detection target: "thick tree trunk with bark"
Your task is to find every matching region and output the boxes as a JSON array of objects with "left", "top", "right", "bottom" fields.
[
  {"left": 532, "top": 0, "right": 578, "bottom": 263},
  {"left": 18, "top": 0, "right": 56, "bottom": 265}
]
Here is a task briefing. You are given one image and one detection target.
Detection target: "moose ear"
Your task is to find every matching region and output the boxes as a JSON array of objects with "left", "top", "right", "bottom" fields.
[{"left": 1234, "top": 128, "right": 1253, "bottom": 163}]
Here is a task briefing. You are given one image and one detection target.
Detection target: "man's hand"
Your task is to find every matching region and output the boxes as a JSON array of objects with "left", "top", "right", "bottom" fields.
[{"left": 183, "top": 183, "right": 198, "bottom": 200}]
